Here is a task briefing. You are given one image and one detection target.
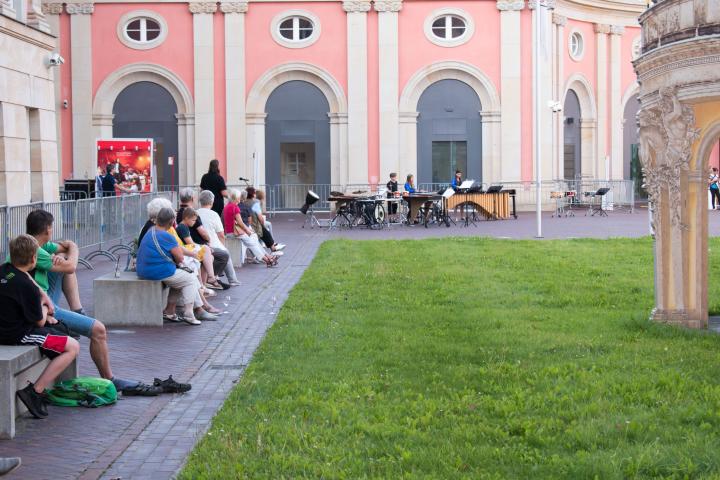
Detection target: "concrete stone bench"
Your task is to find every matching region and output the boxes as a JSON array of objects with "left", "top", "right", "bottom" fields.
[
  {"left": 224, "top": 236, "right": 247, "bottom": 267},
  {"left": 93, "top": 271, "right": 164, "bottom": 327},
  {"left": 0, "top": 346, "right": 78, "bottom": 438}
]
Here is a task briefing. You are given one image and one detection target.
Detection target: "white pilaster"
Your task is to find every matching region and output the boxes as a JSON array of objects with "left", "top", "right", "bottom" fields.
[
  {"left": 42, "top": 2, "right": 64, "bottom": 177},
  {"left": 67, "top": 2, "right": 94, "bottom": 180},
  {"left": 595, "top": 23, "right": 609, "bottom": 179},
  {"left": 497, "top": 0, "right": 524, "bottom": 182},
  {"left": 245, "top": 113, "right": 266, "bottom": 184},
  {"left": 221, "top": 1, "right": 248, "bottom": 185},
  {"left": 553, "top": 13, "right": 566, "bottom": 180},
  {"left": 375, "top": 0, "right": 401, "bottom": 181},
  {"left": 343, "top": 0, "right": 371, "bottom": 184},
  {"left": 190, "top": 1, "right": 216, "bottom": 185},
  {"left": 609, "top": 25, "right": 623, "bottom": 180}
]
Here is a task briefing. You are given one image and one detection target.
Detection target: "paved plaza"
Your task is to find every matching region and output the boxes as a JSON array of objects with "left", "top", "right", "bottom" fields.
[{"left": 3, "top": 209, "right": 720, "bottom": 479}]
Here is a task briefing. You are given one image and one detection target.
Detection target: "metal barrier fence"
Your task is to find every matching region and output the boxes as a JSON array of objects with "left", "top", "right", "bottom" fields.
[{"left": 0, "top": 192, "right": 173, "bottom": 268}]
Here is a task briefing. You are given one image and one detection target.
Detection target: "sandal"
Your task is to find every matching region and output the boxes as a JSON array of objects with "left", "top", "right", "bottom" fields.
[
  {"left": 121, "top": 383, "right": 163, "bottom": 396},
  {"left": 205, "top": 305, "right": 222, "bottom": 314},
  {"left": 266, "top": 256, "right": 279, "bottom": 268},
  {"left": 163, "top": 313, "right": 179, "bottom": 322},
  {"left": 205, "top": 279, "right": 224, "bottom": 290}
]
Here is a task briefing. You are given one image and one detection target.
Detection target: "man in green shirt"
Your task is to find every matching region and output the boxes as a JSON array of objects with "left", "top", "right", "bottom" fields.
[{"left": 26, "top": 210, "right": 161, "bottom": 395}]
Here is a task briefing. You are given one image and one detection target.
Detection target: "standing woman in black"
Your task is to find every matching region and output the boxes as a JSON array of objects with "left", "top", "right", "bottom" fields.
[{"left": 200, "top": 159, "right": 228, "bottom": 222}]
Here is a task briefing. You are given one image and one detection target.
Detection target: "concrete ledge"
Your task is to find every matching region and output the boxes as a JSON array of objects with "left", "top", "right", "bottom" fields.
[
  {"left": 93, "top": 271, "right": 163, "bottom": 327},
  {"left": 225, "top": 236, "right": 247, "bottom": 268},
  {"left": 0, "top": 346, "right": 77, "bottom": 438}
]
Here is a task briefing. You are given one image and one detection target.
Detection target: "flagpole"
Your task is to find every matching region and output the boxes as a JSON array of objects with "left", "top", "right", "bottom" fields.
[{"left": 534, "top": 1, "right": 543, "bottom": 238}]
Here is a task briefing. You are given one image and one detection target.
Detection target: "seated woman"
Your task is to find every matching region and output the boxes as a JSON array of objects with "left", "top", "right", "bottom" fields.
[
  {"left": 404, "top": 174, "right": 416, "bottom": 193},
  {"left": 223, "top": 189, "right": 279, "bottom": 267},
  {"left": 176, "top": 207, "right": 224, "bottom": 290},
  {"left": 139, "top": 199, "right": 221, "bottom": 317},
  {"left": 245, "top": 187, "right": 284, "bottom": 253},
  {"left": 136, "top": 207, "right": 215, "bottom": 325}
]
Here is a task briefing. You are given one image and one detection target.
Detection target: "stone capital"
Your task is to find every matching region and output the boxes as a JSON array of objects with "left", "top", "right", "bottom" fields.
[
  {"left": 374, "top": 0, "right": 402, "bottom": 13},
  {"left": 65, "top": 3, "right": 94, "bottom": 15},
  {"left": 41, "top": 3, "right": 64, "bottom": 15},
  {"left": 496, "top": 0, "right": 524, "bottom": 11},
  {"left": 342, "top": 0, "right": 372, "bottom": 13},
  {"left": 188, "top": 2, "right": 218, "bottom": 14},
  {"left": 594, "top": 23, "right": 611, "bottom": 34},
  {"left": 528, "top": 0, "right": 555, "bottom": 9},
  {"left": 220, "top": 1, "right": 248, "bottom": 14},
  {"left": 552, "top": 13, "right": 567, "bottom": 26},
  {"left": 609, "top": 25, "right": 625, "bottom": 35}
]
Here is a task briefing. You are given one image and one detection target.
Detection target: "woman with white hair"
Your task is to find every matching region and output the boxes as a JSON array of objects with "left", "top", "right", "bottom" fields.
[{"left": 223, "top": 189, "right": 278, "bottom": 267}]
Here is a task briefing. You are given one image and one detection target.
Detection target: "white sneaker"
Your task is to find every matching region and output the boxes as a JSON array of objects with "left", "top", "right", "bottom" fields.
[
  {"left": 274, "top": 244, "right": 286, "bottom": 251},
  {"left": 273, "top": 251, "right": 284, "bottom": 257},
  {"left": 180, "top": 315, "right": 201, "bottom": 325}
]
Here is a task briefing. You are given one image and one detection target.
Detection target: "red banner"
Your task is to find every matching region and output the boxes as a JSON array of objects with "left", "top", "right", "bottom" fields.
[{"left": 97, "top": 139, "right": 154, "bottom": 194}]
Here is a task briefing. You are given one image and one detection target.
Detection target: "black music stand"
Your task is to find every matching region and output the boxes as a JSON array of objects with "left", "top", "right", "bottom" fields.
[
  {"left": 458, "top": 180, "right": 477, "bottom": 227},
  {"left": 486, "top": 184, "right": 503, "bottom": 220},
  {"left": 589, "top": 187, "right": 610, "bottom": 217}
]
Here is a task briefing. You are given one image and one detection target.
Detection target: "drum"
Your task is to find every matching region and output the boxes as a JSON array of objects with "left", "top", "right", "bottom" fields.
[{"left": 373, "top": 202, "right": 386, "bottom": 224}]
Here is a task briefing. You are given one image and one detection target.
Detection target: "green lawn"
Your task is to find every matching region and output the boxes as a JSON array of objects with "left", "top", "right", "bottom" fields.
[{"left": 181, "top": 237, "right": 720, "bottom": 479}]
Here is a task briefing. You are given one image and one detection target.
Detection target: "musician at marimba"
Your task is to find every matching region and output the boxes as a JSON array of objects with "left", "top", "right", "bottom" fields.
[
  {"left": 451, "top": 170, "right": 463, "bottom": 189},
  {"left": 404, "top": 174, "right": 416, "bottom": 193},
  {"left": 386, "top": 172, "right": 398, "bottom": 215}
]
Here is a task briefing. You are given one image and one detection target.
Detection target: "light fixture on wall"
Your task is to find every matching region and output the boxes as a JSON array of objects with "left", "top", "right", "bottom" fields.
[{"left": 45, "top": 52, "right": 65, "bottom": 67}]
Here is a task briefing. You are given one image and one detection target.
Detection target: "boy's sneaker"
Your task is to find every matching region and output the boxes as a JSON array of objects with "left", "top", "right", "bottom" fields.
[
  {"left": 153, "top": 375, "right": 192, "bottom": 394},
  {"left": 0, "top": 457, "right": 21, "bottom": 475},
  {"left": 16, "top": 383, "right": 48, "bottom": 418}
]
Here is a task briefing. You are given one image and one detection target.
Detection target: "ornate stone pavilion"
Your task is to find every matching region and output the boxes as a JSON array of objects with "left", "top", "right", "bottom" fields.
[{"left": 635, "top": 0, "right": 720, "bottom": 328}]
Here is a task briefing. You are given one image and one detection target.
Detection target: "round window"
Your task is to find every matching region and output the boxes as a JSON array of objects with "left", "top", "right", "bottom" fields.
[
  {"left": 569, "top": 31, "right": 584, "bottom": 60},
  {"left": 278, "top": 16, "right": 314, "bottom": 42},
  {"left": 431, "top": 15, "right": 466, "bottom": 40},
  {"left": 125, "top": 18, "right": 162, "bottom": 44},
  {"left": 117, "top": 11, "right": 168, "bottom": 50}
]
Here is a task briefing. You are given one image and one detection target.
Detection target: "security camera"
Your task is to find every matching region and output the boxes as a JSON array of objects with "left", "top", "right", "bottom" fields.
[
  {"left": 548, "top": 100, "right": 563, "bottom": 113},
  {"left": 46, "top": 52, "right": 65, "bottom": 67}
]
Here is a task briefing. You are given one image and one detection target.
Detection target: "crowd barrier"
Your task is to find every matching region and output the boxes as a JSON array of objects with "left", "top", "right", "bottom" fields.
[{"left": 0, "top": 192, "right": 173, "bottom": 269}]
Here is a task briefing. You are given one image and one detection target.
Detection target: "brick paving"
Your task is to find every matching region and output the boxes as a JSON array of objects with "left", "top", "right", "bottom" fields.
[{"left": 1, "top": 210, "right": 718, "bottom": 479}]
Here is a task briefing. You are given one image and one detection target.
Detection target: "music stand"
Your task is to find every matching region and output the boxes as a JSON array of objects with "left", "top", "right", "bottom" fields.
[
  {"left": 441, "top": 187, "right": 456, "bottom": 227},
  {"left": 590, "top": 187, "right": 610, "bottom": 217},
  {"left": 458, "top": 180, "right": 477, "bottom": 227},
  {"left": 486, "top": 184, "right": 503, "bottom": 220}
]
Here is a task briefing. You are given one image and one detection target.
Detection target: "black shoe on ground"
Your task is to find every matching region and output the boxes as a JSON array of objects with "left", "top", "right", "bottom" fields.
[
  {"left": 121, "top": 382, "right": 163, "bottom": 396},
  {"left": 0, "top": 457, "right": 21, "bottom": 475},
  {"left": 16, "top": 384, "right": 48, "bottom": 418},
  {"left": 219, "top": 280, "right": 231, "bottom": 290},
  {"left": 153, "top": 375, "right": 192, "bottom": 393}
]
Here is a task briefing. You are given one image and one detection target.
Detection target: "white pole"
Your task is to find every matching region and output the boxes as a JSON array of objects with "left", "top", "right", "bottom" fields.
[{"left": 534, "top": 2, "right": 543, "bottom": 238}]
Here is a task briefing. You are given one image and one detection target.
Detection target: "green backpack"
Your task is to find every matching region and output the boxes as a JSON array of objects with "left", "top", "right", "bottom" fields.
[{"left": 46, "top": 377, "right": 117, "bottom": 408}]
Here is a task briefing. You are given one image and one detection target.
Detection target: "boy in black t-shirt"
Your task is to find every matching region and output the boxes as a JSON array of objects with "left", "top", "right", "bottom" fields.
[{"left": 0, "top": 235, "right": 79, "bottom": 418}]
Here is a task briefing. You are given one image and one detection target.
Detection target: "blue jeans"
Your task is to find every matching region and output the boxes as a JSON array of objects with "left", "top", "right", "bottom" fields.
[{"left": 47, "top": 271, "right": 95, "bottom": 337}]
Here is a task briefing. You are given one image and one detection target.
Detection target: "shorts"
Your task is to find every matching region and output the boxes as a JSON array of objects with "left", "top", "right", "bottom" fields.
[
  {"left": 19, "top": 326, "right": 69, "bottom": 359},
  {"left": 47, "top": 271, "right": 65, "bottom": 306},
  {"left": 53, "top": 307, "right": 95, "bottom": 338}
]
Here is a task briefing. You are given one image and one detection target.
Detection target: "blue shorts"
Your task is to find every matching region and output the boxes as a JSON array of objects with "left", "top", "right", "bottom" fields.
[
  {"left": 54, "top": 306, "right": 95, "bottom": 338},
  {"left": 47, "top": 270, "right": 64, "bottom": 306}
]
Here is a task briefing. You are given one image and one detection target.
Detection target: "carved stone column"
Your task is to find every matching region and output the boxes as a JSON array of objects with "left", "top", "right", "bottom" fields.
[
  {"left": 221, "top": 1, "right": 248, "bottom": 184},
  {"left": 595, "top": 23, "right": 610, "bottom": 179},
  {"left": 552, "top": 13, "right": 567, "bottom": 179},
  {"left": 375, "top": 0, "right": 401, "bottom": 183},
  {"left": 343, "top": 0, "right": 371, "bottom": 184},
  {"left": 189, "top": 1, "right": 217, "bottom": 184},
  {"left": 67, "top": 2, "right": 94, "bottom": 180},
  {"left": 609, "top": 25, "right": 624, "bottom": 180}
]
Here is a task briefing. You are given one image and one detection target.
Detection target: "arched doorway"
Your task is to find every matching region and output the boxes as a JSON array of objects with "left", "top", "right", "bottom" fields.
[
  {"left": 112, "top": 81, "right": 179, "bottom": 187},
  {"left": 622, "top": 94, "right": 645, "bottom": 200},
  {"left": 563, "top": 90, "right": 582, "bottom": 180},
  {"left": 265, "top": 80, "right": 330, "bottom": 209},
  {"left": 416, "top": 79, "right": 482, "bottom": 185},
  {"left": 562, "top": 75, "right": 596, "bottom": 180}
]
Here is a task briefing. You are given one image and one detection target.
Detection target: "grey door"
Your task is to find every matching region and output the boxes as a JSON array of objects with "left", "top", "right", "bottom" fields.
[
  {"left": 265, "top": 80, "right": 331, "bottom": 194},
  {"left": 417, "top": 79, "right": 482, "bottom": 186},
  {"left": 113, "top": 81, "right": 179, "bottom": 187},
  {"left": 563, "top": 90, "right": 582, "bottom": 180}
]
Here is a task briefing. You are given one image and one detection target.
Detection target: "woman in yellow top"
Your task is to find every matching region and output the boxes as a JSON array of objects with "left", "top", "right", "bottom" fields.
[{"left": 175, "top": 207, "right": 224, "bottom": 292}]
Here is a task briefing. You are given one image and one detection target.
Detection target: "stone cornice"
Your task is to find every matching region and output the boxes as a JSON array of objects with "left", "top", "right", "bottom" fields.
[
  {"left": 552, "top": 13, "right": 567, "bottom": 25},
  {"left": 374, "top": 0, "right": 402, "bottom": 13},
  {"left": 219, "top": 1, "right": 248, "bottom": 14},
  {"left": 594, "top": 23, "right": 611, "bottom": 34},
  {"left": 41, "top": 3, "right": 64, "bottom": 15},
  {"left": 188, "top": 2, "right": 217, "bottom": 14},
  {"left": 496, "top": 0, "right": 524, "bottom": 11},
  {"left": 528, "top": 0, "right": 555, "bottom": 9},
  {"left": 609, "top": 24, "right": 625, "bottom": 35},
  {"left": 65, "top": 3, "right": 94, "bottom": 15},
  {"left": 342, "top": 0, "right": 371, "bottom": 13}
]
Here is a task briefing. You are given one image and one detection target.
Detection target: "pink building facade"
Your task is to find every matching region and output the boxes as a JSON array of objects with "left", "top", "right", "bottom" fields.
[{"left": 40, "top": 0, "right": 672, "bottom": 191}]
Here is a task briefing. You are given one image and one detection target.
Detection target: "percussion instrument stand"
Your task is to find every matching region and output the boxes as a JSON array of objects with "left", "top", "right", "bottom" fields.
[
  {"left": 462, "top": 190, "right": 476, "bottom": 227},
  {"left": 302, "top": 205, "right": 322, "bottom": 229}
]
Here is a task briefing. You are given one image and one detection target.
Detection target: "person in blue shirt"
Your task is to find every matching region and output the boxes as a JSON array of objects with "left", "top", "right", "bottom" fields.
[
  {"left": 451, "top": 170, "right": 463, "bottom": 188},
  {"left": 136, "top": 207, "right": 204, "bottom": 325},
  {"left": 404, "top": 174, "right": 416, "bottom": 193}
]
